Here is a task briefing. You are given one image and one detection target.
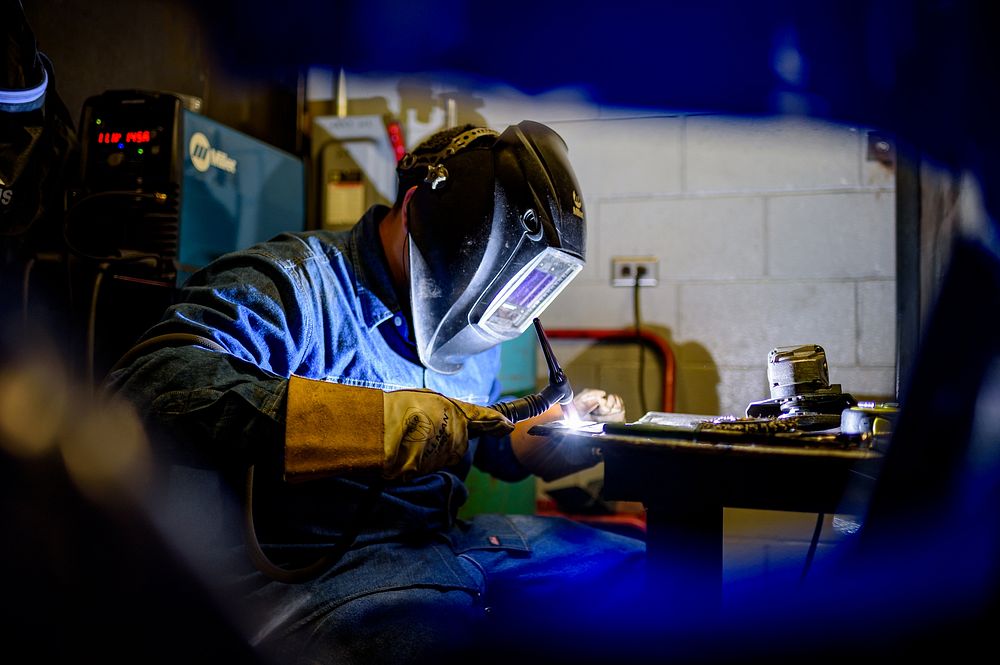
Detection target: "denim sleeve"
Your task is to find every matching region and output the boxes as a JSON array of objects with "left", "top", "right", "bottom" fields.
[
  {"left": 105, "top": 242, "right": 320, "bottom": 469},
  {"left": 471, "top": 377, "right": 532, "bottom": 483},
  {"left": 106, "top": 344, "right": 288, "bottom": 469}
]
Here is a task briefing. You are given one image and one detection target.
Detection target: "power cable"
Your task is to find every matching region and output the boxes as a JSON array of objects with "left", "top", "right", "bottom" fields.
[
  {"left": 62, "top": 190, "right": 169, "bottom": 266},
  {"left": 633, "top": 272, "right": 648, "bottom": 415},
  {"left": 801, "top": 512, "right": 825, "bottom": 582},
  {"left": 243, "top": 466, "right": 383, "bottom": 584},
  {"left": 85, "top": 262, "right": 110, "bottom": 388},
  {"left": 110, "top": 331, "right": 383, "bottom": 584}
]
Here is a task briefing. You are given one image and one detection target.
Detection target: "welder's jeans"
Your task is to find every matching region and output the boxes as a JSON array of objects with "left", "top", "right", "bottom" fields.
[{"left": 243, "top": 514, "right": 648, "bottom": 665}]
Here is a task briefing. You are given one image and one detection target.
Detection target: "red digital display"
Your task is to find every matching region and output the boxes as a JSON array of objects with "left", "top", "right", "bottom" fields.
[
  {"left": 96, "top": 130, "right": 152, "bottom": 145},
  {"left": 386, "top": 120, "right": 407, "bottom": 162}
]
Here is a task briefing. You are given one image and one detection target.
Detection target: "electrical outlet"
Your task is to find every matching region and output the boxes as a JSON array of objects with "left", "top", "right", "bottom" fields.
[{"left": 611, "top": 256, "right": 659, "bottom": 287}]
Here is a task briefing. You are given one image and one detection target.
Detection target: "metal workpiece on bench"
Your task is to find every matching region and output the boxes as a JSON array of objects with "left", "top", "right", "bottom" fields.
[{"left": 528, "top": 417, "right": 884, "bottom": 610}]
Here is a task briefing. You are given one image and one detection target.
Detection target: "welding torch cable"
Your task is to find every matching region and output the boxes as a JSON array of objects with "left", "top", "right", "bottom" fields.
[
  {"left": 20, "top": 252, "right": 62, "bottom": 325},
  {"left": 490, "top": 387, "right": 564, "bottom": 423},
  {"left": 81, "top": 253, "right": 170, "bottom": 387},
  {"left": 62, "top": 190, "right": 169, "bottom": 264},
  {"left": 106, "top": 330, "right": 385, "bottom": 583},
  {"left": 243, "top": 465, "right": 384, "bottom": 584},
  {"left": 85, "top": 262, "right": 110, "bottom": 388},
  {"left": 106, "top": 332, "right": 229, "bottom": 376}
]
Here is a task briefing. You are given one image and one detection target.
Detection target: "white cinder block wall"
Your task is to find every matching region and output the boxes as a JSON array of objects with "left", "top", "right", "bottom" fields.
[{"left": 480, "top": 99, "right": 897, "bottom": 419}]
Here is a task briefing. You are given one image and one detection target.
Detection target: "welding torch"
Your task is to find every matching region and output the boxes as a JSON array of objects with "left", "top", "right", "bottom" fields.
[{"left": 489, "top": 318, "right": 575, "bottom": 423}]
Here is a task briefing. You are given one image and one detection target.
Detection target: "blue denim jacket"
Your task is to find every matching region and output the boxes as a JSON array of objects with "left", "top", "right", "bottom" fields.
[{"left": 107, "top": 205, "right": 529, "bottom": 549}]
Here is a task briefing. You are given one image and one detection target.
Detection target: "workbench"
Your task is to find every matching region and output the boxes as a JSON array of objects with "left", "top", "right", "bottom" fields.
[{"left": 530, "top": 416, "right": 885, "bottom": 611}]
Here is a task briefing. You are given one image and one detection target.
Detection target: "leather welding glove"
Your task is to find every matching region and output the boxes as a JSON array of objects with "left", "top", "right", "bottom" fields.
[
  {"left": 284, "top": 376, "right": 513, "bottom": 482},
  {"left": 512, "top": 388, "right": 627, "bottom": 482}
]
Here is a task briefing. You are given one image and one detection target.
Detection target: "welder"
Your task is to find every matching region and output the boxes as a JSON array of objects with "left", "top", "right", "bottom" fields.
[{"left": 108, "top": 121, "right": 645, "bottom": 664}]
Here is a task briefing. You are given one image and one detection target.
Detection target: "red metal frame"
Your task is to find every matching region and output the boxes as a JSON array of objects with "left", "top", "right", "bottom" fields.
[{"left": 545, "top": 327, "right": 676, "bottom": 413}]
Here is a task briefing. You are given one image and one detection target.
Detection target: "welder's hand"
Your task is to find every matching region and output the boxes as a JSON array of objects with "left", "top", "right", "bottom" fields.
[
  {"left": 512, "top": 389, "right": 627, "bottom": 482},
  {"left": 382, "top": 389, "right": 514, "bottom": 479},
  {"left": 570, "top": 388, "right": 626, "bottom": 423},
  {"left": 283, "top": 376, "right": 513, "bottom": 482}
]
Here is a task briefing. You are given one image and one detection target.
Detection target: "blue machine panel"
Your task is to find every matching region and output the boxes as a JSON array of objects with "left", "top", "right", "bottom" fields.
[{"left": 179, "top": 110, "right": 304, "bottom": 284}]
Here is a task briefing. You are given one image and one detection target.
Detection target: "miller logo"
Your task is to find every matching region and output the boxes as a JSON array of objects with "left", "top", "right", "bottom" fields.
[
  {"left": 188, "top": 132, "right": 238, "bottom": 174},
  {"left": 571, "top": 190, "right": 584, "bottom": 219}
]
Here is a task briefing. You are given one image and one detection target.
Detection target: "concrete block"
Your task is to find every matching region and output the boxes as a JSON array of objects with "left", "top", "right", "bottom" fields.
[
  {"left": 640, "top": 284, "right": 681, "bottom": 330},
  {"left": 542, "top": 280, "right": 678, "bottom": 329},
  {"left": 858, "top": 280, "right": 897, "bottom": 366},
  {"left": 673, "top": 364, "right": 728, "bottom": 416},
  {"left": 767, "top": 192, "right": 896, "bottom": 278},
  {"left": 834, "top": 366, "right": 897, "bottom": 403},
  {"left": 548, "top": 117, "right": 684, "bottom": 198},
  {"left": 598, "top": 197, "right": 766, "bottom": 280},
  {"left": 541, "top": 351, "right": 648, "bottom": 417},
  {"left": 713, "top": 367, "right": 771, "bottom": 418},
  {"left": 545, "top": 341, "right": 668, "bottom": 415},
  {"left": 597, "top": 105, "right": 680, "bottom": 119},
  {"left": 543, "top": 344, "right": 600, "bottom": 399},
  {"left": 598, "top": 361, "right": 649, "bottom": 422},
  {"left": 679, "top": 281, "right": 857, "bottom": 367},
  {"left": 563, "top": 363, "right": 601, "bottom": 397},
  {"left": 590, "top": 347, "right": 671, "bottom": 415},
  {"left": 686, "top": 115, "right": 862, "bottom": 192}
]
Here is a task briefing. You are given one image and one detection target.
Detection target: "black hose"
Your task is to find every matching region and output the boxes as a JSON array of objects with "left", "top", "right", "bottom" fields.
[
  {"left": 489, "top": 318, "right": 574, "bottom": 424},
  {"left": 242, "top": 465, "right": 383, "bottom": 584},
  {"left": 490, "top": 382, "right": 571, "bottom": 423},
  {"left": 106, "top": 332, "right": 228, "bottom": 376},
  {"left": 109, "top": 331, "right": 384, "bottom": 584},
  {"left": 62, "top": 190, "right": 169, "bottom": 265},
  {"left": 85, "top": 263, "right": 110, "bottom": 387},
  {"left": 801, "top": 512, "right": 825, "bottom": 582}
]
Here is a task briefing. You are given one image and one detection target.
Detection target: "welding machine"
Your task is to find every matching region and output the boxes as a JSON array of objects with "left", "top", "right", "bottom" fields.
[
  {"left": 65, "top": 89, "right": 304, "bottom": 378},
  {"left": 68, "top": 89, "right": 304, "bottom": 285}
]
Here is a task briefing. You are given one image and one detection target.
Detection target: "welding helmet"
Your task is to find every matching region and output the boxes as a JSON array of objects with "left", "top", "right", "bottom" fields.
[
  {"left": 1, "top": 5, "right": 76, "bottom": 237},
  {"left": 398, "top": 121, "right": 586, "bottom": 374}
]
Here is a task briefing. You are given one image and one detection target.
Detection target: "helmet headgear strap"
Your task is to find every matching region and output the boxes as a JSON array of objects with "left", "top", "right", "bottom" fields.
[{"left": 397, "top": 127, "right": 499, "bottom": 190}]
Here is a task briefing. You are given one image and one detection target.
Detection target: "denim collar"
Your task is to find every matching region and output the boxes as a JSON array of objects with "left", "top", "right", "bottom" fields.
[{"left": 350, "top": 205, "right": 403, "bottom": 330}]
